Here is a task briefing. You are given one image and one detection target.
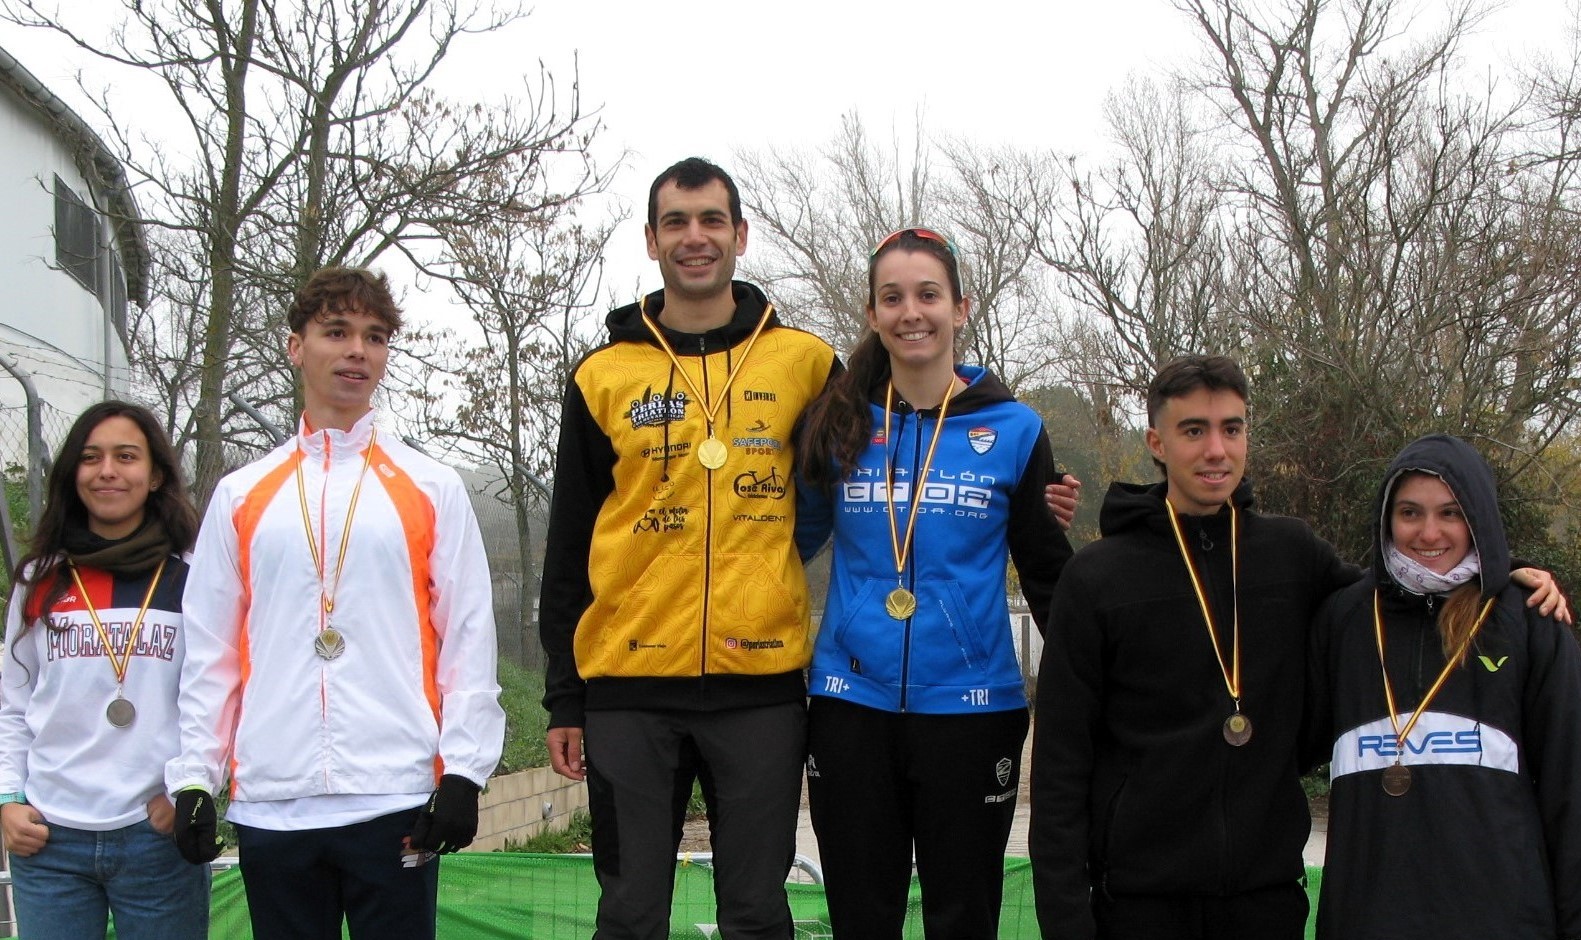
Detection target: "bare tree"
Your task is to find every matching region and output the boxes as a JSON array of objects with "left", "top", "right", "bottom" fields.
[
  {"left": 2, "top": 0, "right": 604, "bottom": 499},
  {"left": 735, "top": 112, "right": 1070, "bottom": 399},
  {"left": 1043, "top": 0, "right": 1581, "bottom": 566},
  {"left": 410, "top": 159, "right": 621, "bottom": 666}
]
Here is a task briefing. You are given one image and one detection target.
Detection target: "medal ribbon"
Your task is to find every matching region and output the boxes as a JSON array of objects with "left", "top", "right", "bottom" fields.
[
  {"left": 638, "top": 297, "right": 774, "bottom": 439},
  {"left": 1372, "top": 590, "right": 1495, "bottom": 754},
  {"left": 883, "top": 377, "right": 959, "bottom": 590},
  {"left": 296, "top": 430, "right": 377, "bottom": 626},
  {"left": 1164, "top": 500, "right": 1243, "bottom": 709},
  {"left": 67, "top": 557, "right": 167, "bottom": 690}
]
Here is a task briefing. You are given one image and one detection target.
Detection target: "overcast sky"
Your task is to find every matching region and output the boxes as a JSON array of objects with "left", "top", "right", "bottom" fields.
[{"left": 2, "top": 0, "right": 1575, "bottom": 319}]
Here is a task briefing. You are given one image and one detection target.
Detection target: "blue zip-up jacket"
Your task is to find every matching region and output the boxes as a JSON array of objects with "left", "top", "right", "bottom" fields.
[{"left": 798, "top": 365, "right": 1073, "bottom": 715}]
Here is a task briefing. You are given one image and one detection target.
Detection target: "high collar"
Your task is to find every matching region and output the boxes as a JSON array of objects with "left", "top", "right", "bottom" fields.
[
  {"left": 605, "top": 281, "right": 778, "bottom": 352},
  {"left": 864, "top": 364, "right": 1011, "bottom": 417},
  {"left": 1099, "top": 477, "right": 1257, "bottom": 539},
  {"left": 297, "top": 409, "right": 377, "bottom": 460}
]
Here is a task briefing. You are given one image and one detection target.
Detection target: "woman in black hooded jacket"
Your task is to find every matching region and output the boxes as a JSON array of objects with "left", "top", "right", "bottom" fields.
[{"left": 1309, "top": 433, "right": 1581, "bottom": 940}]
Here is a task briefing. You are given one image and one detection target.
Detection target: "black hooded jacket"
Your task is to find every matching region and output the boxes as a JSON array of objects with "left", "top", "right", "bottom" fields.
[
  {"left": 1309, "top": 433, "right": 1581, "bottom": 940},
  {"left": 1032, "top": 477, "right": 1356, "bottom": 939}
]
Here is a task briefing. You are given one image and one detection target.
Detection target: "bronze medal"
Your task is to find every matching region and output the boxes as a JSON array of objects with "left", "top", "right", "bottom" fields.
[
  {"left": 1373, "top": 591, "right": 1495, "bottom": 800},
  {"left": 697, "top": 437, "right": 728, "bottom": 470},
  {"left": 885, "top": 587, "right": 917, "bottom": 620},
  {"left": 315, "top": 627, "right": 346, "bottom": 661},
  {"left": 106, "top": 697, "right": 136, "bottom": 728},
  {"left": 1381, "top": 762, "right": 1412, "bottom": 796},
  {"left": 1222, "top": 711, "right": 1253, "bottom": 746}
]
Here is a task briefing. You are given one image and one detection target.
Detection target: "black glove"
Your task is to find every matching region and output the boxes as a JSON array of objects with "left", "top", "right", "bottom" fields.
[
  {"left": 172, "top": 788, "right": 222, "bottom": 864},
  {"left": 409, "top": 774, "right": 481, "bottom": 854}
]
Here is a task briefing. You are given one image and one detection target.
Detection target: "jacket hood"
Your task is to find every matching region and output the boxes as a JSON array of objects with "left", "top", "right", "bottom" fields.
[
  {"left": 1098, "top": 476, "right": 1256, "bottom": 538},
  {"left": 1371, "top": 433, "right": 1510, "bottom": 597},
  {"left": 863, "top": 364, "right": 1015, "bottom": 417},
  {"left": 605, "top": 281, "right": 779, "bottom": 348}
]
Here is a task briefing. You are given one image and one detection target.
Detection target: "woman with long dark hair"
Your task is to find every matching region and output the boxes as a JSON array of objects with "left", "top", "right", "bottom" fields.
[
  {"left": 797, "top": 228, "right": 1075, "bottom": 938},
  {"left": 0, "top": 400, "right": 208, "bottom": 939}
]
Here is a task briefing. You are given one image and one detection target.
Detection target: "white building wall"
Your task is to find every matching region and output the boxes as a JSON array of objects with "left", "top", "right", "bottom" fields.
[{"left": 0, "top": 66, "right": 133, "bottom": 455}]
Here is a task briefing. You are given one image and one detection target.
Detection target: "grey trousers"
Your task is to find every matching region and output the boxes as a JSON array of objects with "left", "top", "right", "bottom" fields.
[{"left": 585, "top": 702, "right": 806, "bottom": 940}]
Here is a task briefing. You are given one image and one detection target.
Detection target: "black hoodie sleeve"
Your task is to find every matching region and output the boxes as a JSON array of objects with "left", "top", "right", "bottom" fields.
[
  {"left": 1031, "top": 562, "right": 1102, "bottom": 940},
  {"left": 1301, "top": 588, "right": 1346, "bottom": 775},
  {"left": 538, "top": 374, "right": 617, "bottom": 729},
  {"left": 1008, "top": 426, "right": 1074, "bottom": 636},
  {"left": 1519, "top": 600, "right": 1581, "bottom": 938}
]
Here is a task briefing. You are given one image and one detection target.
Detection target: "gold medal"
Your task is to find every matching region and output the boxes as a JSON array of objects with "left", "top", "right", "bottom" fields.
[
  {"left": 1382, "top": 762, "right": 1412, "bottom": 796},
  {"left": 639, "top": 297, "right": 773, "bottom": 477},
  {"left": 1222, "top": 711, "right": 1253, "bottom": 746},
  {"left": 885, "top": 587, "right": 918, "bottom": 620},
  {"left": 697, "top": 437, "right": 728, "bottom": 470},
  {"left": 882, "top": 378, "right": 960, "bottom": 624},
  {"left": 315, "top": 628, "right": 346, "bottom": 661},
  {"left": 106, "top": 696, "right": 136, "bottom": 728}
]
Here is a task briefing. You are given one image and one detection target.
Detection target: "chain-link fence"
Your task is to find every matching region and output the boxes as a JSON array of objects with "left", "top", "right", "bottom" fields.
[{"left": 0, "top": 399, "right": 83, "bottom": 583}]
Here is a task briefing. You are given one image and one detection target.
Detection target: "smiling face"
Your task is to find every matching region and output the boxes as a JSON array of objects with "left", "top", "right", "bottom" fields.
[
  {"left": 1145, "top": 387, "right": 1248, "bottom": 515},
  {"left": 1389, "top": 473, "right": 1472, "bottom": 575},
  {"left": 288, "top": 306, "right": 390, "bottom": 431},
  {"left": 865, "top": 248, "right": 969, "bottom": 371},
  {"left": 645, "top": 178, "right": 747, "bottom": 310},
  {"left": 75, "top": 415, "right": 160, "bottom": 539}
]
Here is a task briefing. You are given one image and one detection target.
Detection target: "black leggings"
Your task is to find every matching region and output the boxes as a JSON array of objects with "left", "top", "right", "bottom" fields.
[{"left": 807, "top": 697, "right": 1029, "bottom": 939}]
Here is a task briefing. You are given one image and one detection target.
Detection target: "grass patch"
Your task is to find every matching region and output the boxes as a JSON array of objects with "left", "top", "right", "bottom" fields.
[
  {"left": 498, "top": 658, "right": 549, "bottom": 774},
  {"left": 1302, "top": 765, "right": 1330, "bottom": 800},
  {"left": 503, "top": 809, "right": 592, "bottom": 853}
]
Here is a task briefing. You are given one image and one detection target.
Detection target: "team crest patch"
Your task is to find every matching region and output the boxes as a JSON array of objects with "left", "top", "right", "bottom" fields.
[{"left": 968, "top": 427, "right": 997, "bottom": 454}]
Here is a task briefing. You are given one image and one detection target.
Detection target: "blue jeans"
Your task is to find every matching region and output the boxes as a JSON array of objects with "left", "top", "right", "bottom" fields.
[{"left": 9, "top": 818, "right": 210, "bottom": 940}]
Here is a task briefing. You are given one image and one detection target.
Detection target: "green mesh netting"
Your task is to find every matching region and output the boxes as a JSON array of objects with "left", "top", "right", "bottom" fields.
[{"left": 122, "top": 855, "right": 1322, "bottom": 938}]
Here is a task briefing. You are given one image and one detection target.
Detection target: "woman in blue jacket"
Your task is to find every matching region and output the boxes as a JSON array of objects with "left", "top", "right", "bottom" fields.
[{"left": 796, "top": 228, "right": 1074, "bottom": 938}]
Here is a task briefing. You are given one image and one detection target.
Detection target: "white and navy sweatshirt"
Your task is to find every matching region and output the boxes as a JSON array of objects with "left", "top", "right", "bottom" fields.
[{"left": 0, "top": 555, "right": 188, "bottom": 830}]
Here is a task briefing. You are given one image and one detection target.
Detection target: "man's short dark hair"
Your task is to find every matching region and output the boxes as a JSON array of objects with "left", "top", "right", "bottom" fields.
[
  {"left": 1146, "top": 355, "right": 1249, "bottom": 427},
  {"left": 288, "top": 266, "right": 403, "bottom": 334},
  {"left": 647, "top": 157, "right": 742, "bottom": 230}
]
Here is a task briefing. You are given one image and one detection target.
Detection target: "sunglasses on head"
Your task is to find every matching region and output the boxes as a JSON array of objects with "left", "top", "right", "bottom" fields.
[{"left": 871, "top": 227, "right": 959, "bottom": 260}]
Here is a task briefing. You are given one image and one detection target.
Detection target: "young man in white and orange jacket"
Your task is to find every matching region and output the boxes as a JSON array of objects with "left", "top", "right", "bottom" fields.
[{"left": 167, "top": 266, "right": 504, "bottom": 940}]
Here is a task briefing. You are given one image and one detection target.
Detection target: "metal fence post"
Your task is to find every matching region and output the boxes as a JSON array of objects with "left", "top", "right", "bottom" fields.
[{"left": 0, "top": 351, "right": 46, "bottom": 527}]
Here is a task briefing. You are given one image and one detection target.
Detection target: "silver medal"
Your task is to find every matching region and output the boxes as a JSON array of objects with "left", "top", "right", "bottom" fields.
[
  {"left": 314, "top": 627, "right": 346, "bottom": 661},
  {"left": 106, "top": 697, "right": 136, "bottom": 728}
]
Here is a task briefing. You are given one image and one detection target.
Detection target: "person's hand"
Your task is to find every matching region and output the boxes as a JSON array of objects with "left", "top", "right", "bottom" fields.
[
  {"left": 1513, "top": 567, "right": 1572, "bottom": 624},
  {"left": 1, "top": 802, "right": 49, "bottom": 857},
  {"left": 548, "top": 726, "right": 586, "bottom": 781},
  {"left": 173, "top": 788, "right": 222, "bottom": 864},
  {"left": 409, "top": 774, "right": 481, "bottom": 854},
  {"left": 1044, "top": 474, "right": 1084, "bottom": 531},
  {"left": 146, "top": 794, "right": 175, "bottom": 834}
]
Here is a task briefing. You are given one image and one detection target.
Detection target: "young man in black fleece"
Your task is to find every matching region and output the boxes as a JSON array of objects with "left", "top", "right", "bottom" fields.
[{"left": 1030, "top": 354, "right": 1566, "bottom": 940}]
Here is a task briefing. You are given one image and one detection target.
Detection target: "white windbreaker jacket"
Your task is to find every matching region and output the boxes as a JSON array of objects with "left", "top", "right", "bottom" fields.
[{"left": 166, "top": 412, "right": 504, "bottom": 802}]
